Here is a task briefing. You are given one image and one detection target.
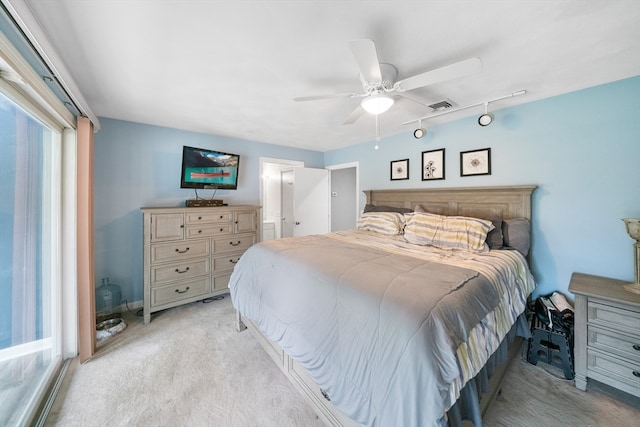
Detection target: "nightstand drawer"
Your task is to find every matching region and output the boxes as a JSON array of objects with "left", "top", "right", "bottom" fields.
[
  {"left": 150, "top": 239, "right": 209, "bottom": 264},
  {"left": 588, "top": 301, "right": 640, "bottom": 336},
  {"left": 151, "top": 277, "right": 210, "bottom": 307},
  {"left": 151, "top": 257, "right": 210, "bottom": 284},
  {"left": 587, "top": 349, "right": 640, "bottom": 394},
  {"left": 588, "top": 325, "right": 640, "bottom": 364}
]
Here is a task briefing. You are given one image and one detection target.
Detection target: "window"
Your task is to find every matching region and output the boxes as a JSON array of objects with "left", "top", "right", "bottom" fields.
[{"left": 0, "top": 91, "right": 62, "bottom": 426}]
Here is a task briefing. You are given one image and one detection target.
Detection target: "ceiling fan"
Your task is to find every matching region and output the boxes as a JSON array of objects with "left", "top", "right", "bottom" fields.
[{"left": 294, "top": 39, "right": 482, "bottom": 124}]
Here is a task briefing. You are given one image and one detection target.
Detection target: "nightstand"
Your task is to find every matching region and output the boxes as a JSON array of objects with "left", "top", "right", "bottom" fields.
[{"left": 569, "top": 272, "right": 640, "bottom": 397}]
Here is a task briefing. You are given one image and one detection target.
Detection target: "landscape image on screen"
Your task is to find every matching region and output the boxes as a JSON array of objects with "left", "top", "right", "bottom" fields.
[{"left": 183, "top": 149, "right": 238, "bottom": 187}]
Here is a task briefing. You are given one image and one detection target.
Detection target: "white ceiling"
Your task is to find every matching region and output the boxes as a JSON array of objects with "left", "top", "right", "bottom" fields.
[{"left": 18, "top": 0, "right": 640, "bottom": 151}]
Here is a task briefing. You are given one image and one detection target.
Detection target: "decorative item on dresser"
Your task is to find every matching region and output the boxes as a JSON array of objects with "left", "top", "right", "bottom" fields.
[
  {"left": 569, "top": 272, "right": 640, "bottom": 398},
  {"left": 141, "top": 205, "right": 260, "bottom": 324}
]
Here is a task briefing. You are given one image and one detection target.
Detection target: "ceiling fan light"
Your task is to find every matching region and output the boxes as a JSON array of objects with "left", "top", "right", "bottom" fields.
[
  {"left": 361, "top": 94, "right": 394, "bottom": 115},
  {"left": 478, "top": 112, "right": 494, "bottom": 126}
]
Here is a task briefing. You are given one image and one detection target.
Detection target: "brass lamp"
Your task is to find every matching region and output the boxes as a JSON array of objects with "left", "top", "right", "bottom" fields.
[{"left": 622, "top": 218, "right": 640, "bottom": 294}]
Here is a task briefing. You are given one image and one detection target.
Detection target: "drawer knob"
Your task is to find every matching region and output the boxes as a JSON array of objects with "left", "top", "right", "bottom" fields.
[
  {"left": 633, "top": 344, "right": 640, "bottom": 351},
  {"left": 175, "top": 247, "right": 190, "bottom": 254},
  {"left": 230, "top": 241, "right": 241, "bottom": 246},
  {"left": 198, "top": 216, "right": 202, "bottom": 220},
  {"left": 175, "top": 267, "right": 190, "bottom": 274},
  {"left": 219, "top": 215, "right": 224, "bottom": 219},
  {"left": 175, "top": 286, "right": 190, "bottom": 294},
  {"left": 198, "top": 230, "right": 202, "bottom": 234},
  {"left": 633, "top": 371, "right": 640, "bottom": 378},
  {"left": 220, "top": 228, "right": 224, "bottom": 232}
]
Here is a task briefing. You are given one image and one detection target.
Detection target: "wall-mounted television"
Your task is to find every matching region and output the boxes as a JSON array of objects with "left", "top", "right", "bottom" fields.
[{"left": 180, "top": 145, "right": 240, "bottom": 190}]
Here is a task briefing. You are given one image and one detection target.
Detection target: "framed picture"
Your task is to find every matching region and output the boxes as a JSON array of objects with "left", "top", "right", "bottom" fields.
[
  {"left": 460, "top": 148, "right": 491, "bottom": 176},
  {"left": 422, "top": 149, "right": 445, "bottom": 181},
  {"left": 390, "top": 159, "right": 409, "bottom": 180}
]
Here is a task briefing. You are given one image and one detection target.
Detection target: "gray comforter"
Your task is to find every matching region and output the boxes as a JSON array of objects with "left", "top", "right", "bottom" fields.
[{"left": 229, "top": 230, "right": 534, "bottom": 427}]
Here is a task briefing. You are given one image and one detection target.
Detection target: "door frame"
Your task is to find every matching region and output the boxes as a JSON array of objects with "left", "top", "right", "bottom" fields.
[
  {"left": 326, "top": 161, "right": 360, "bottom": 229},
  {"left": 259, "top": 157, "right": 304, "bottom": 240}
]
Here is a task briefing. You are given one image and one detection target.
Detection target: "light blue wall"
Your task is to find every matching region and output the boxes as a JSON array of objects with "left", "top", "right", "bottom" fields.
[
  {"left": 93, "top": 118, "right": 324, "bottom": 303},
  {"left": 325, "top": 76, "right": 640, "bottom": 298},
  {"left": 95, "top": 76, "right": 639, "bottom": 304}
]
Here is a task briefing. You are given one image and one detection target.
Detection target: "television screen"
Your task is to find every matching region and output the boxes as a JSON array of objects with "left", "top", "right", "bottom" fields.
[{"left": 180, "top": 145, "right": 240, "bottom": 190}]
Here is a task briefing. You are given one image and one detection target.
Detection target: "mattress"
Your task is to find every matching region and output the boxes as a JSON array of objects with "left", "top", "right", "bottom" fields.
[{"left": 229, "top": 230, "right": 535, "bottom": 427}]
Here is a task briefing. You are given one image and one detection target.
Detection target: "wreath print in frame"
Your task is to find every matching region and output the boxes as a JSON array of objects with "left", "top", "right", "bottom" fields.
[
  {"left": 390, "top": 159, "right": 409, "bottom": 180},
  {"left": 460, "top": 148, "right": 491, "bottom": 177},
  {"left": 422, "top": 148, "right": 445, "bottom": 181}
]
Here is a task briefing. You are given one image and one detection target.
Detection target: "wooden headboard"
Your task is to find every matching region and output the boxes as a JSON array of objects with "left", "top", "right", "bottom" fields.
[{"left": 364, "top": 185, "right": 537, "bottom": 221}]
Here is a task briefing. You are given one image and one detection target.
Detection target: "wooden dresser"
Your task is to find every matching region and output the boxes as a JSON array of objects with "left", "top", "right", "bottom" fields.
[
  {"left": 569, "top": 272, "right": 640, "bottom": 397},
  {"left": 141, "top": 205, "right": 260, "bottom": 324}
]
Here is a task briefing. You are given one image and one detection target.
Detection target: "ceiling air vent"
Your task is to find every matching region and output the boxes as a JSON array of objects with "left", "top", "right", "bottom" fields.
[{"left": 428, "top": 99, "right": 457, "bottom": 111}]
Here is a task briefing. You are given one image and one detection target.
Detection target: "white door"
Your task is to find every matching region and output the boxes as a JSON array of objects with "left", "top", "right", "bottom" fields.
[{"left": 281, "top": 167, "right": 330, "bottom": 237}]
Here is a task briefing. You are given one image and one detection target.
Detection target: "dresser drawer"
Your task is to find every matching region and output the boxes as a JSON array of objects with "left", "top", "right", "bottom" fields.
[
  {"left": 212, "top": 252, "right": 243, "bottom": 273},
  {"left": 588, "top": 301, "right": 640, "bottom": 336},
  {"left": 587, "top": 348, "right": 640, "bottom": 394},
  {"left": 150, "top": 277, "right": 210, "bottom": 307},
  {"left": 150, "top": 239, "right": 209, "bottom": 264},
  {"left": 213, "top": 273, "right": 232, "bottom": 291},
  {"left": 588, "top": 325, "right": 640, "bottom": 364},
  {"left": 212, "top": 234, "right": 255, "bottom": 254},
  {"left": 186, "top": 223, "right": 233, "bottom": 238},
  {"left": 150, "top": 257, "right": 210, "bottom": 284},
  {"left": 186, "top": 211, "right": 233, "bottom": 224}
]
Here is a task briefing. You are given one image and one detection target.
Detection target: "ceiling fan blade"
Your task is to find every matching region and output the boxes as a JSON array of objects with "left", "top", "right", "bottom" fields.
[
  {"left": 342, "top": 105, "right": 365, "bottom": 125},
  {"left": 349, "top": 39, "right": 382, "bottom": 83},
  {"left": 395, "top": 92, "right": 433, "bottom": 107},
  {"left": 395, "top": 57, "right": 482, "bottom": 92},
  {"left": 294, "top": 92, "right": 358, "bottom": 102}
]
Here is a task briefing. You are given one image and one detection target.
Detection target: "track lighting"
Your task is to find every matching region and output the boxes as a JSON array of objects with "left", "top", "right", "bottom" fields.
[
  {"left": 403, "top": 90, "right": 527, "bottom": 131},
  {"left": 361, "top": 93, "right": 394, "bottom": 115},
  {"left": 478, "top": 103, "right": 493, "bottom": 126},
  {"left": 413, "top": 120, "right": 426, "bottom": 139}
]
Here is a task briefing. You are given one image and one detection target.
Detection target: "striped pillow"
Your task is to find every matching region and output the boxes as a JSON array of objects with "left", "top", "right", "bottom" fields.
[
  {"left": 357, "top": 212, "right": 405, "bottom": 235},
  {"left": 403, "top": 212, "right": 494, "bottom": 251}
]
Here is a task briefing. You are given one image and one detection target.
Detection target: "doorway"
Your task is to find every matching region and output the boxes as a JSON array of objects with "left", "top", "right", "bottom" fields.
[
  {"left": 260, "top": 158, "right": 359, "bottom": 240},
  {"left": 327, "top": 162, "right": 359, "bottom": 231},
  {"left": 259, "top": 157, "right": 303, "bottom": 240}
]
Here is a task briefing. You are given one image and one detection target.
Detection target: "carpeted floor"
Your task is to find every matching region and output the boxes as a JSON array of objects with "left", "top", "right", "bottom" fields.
[{"left": 45, "top": 294, "right": 640, "bottom": 427}]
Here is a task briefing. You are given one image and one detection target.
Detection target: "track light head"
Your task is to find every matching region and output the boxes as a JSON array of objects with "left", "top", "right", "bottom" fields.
[
  {"left": 478, "top": 113, "right": 494, "bottom": 126},
  {"left": 413, "top": 128, "right": 426, "bottom": 139},
  {"left": 478, "top": 102, "right": 493, "bottom": 126}
]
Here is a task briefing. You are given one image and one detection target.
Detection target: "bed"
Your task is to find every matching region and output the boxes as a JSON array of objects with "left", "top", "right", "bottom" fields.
[{"left": 229, "top": 185, "right": 537, "bottom": 427}]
